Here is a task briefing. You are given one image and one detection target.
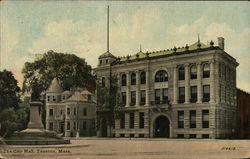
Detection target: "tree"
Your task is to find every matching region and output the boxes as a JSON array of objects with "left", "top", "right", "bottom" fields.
[
  {"left": 22, "top": 50, "right": 95, "bottom": 96},
  {"left": 0, "top": 108, "right": 18, "bottom": 137},
  {"left": 0, "top": 70, "right": 20, "bottom": 112}
]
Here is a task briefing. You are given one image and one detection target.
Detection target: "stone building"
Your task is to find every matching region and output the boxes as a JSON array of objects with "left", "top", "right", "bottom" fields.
[
  {"left": 45, "top": 78, "right": 96, "bottom": 137},
  {"left": 237, "top": 88, "right": 250, "bottom": 139},
  {"left": 95, "top": 37, "right": 239, "bottom": 139}
]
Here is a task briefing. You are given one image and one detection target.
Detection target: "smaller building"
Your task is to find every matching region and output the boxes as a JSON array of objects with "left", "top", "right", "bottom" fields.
[
  {"left": 237, "top": 89, "right": 250, "bottom": 139},
  {"left": 45, "top": 78, "right": 96, "bottom": 137}
]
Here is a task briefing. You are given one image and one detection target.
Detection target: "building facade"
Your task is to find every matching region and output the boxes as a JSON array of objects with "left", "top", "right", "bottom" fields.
[
  {"left": 237, "top": 89, "right": 250, "bottom": 139},
  {"left": 45, "top": 78, "right": 96, "bottom": 137},
  {"left": 95, "top": 38, "right": 239, "bottom": 139}
]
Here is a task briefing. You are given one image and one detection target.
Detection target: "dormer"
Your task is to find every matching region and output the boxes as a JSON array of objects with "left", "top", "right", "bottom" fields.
[{"left": 98, "top": 51, "right": 116, "bottom": 66}]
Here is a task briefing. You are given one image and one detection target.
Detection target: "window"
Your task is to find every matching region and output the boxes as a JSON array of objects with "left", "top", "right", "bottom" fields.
[
  {"left": 162, "top": 88, "right": 168, "bottom": 104},
  {"left": 224, "top": 65, "right": 226, "bottom": 80},
  {"left": 177, "top": 134, "right": 184, "bottom": 138},
  {"left": 155, "top": 89, "right": 161, "bottom": 104},
  {"left": 120, "top": 113, "right": 125, "bottom": 129},
  {"left": 225, "top": 86, "right": 227, "bottom": 103},
  {"left": 129, "top": 134, "right": 135, "bottom": 138},
  {"left": 190, "top": 110, "right": 196, "bottom": 128},
  {"left": 101, "top": 77, "right": 105, "bottom": 87},
  {"left": 67, "top": 121, "right": 70, "bottom": 130},
  {"left": 121, "top": 92, "right": 126, "bottom": 106},
  {"left": 88, "top": 94, "right": 91, "bottom": 101},
  {"left": 203, "top": 85, "right": 210, "bottom": 102},
  {"left": 140, "top": 90, "right": 146, "bottom": 105},
  {"left": 121, "top": 74, "right": 126, "bottom": 86},
  {"left": 190, "top": 134, "right": 196, "bottom": 138},
  {"left": 53, "top": 96, "right": 56, "bottom": 101},
  {"left": 82, "top": 121, "right": 87, "bottom": 130},
  {"left": 178, "top": 87, "right": 185, "bottom": 103},
  {"left": 131, "top": 73, "right": 136, "bottom": 85},
  {"left": 100, "top": 60, "right": 102, "bottom": 65},
  {"left": 190, "top": 65, "right": 197, "bottom": 79},
  {"left": 73, "top": 121, "right": 76, "bottom": 130},
  {"left": 106, "top": 59, "right": 108, "bottom": 64},
  {"left": 74, "top": 107, "right": 76, "bottom": 115},
  {"left": 139, "top": 112, "right": 144, "bottom": 129},
  {"left": 49, "top": 122, "right": 53, "bottom": 131},
  {"left": 202, "top": 110, "right": 209, "bottom": 128},
  {"left": 190, "top": 86, "right": 197, "bottom": 103},
  {"left": 178, "top": 111, "right": 184, "bottom": 128},
  {"left": 47, "top": 96, "right": 50, "bottom": 102},
  {"left": 83, "top": 108, "right": 87, "bottom": 116},
  {"left": 178, "top": 66, "right": 185, "bottom": 80},
  {"left": 155, "top": 70, "right": 168, "bottom": 82},
  {"left": 67, "top": 107, "right": 70, "bottom": 115},
  {"left": 130, "top": 91, "right": 136, "bottom": 106},
  {"left": 120, "top": 134, "right": 125, "bottom": 137},
  {"left": 202, "top": 134, "right": 209, "bottom": 139},
  {"left": 140, "top": 71, "right": 146, "bottom": 84},
  {"left": 139, "top": 134, "right": 144, "bottom": 138},
  {"left": 129, "top": 113, "right": 134, "bottom": 128},
  {"left": 62, "top": 95, "right": 65, "bottom": 100},
  {"left": 49, "top": 109, "right": 53, "bottom": 116},
  {"left": 203, "top": 63, "right": 210, "bottom": 78}
]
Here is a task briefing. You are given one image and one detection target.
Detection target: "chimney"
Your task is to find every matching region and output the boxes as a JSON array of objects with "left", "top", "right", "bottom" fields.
[{"left": 218, "top": 37, "right": 224, "bottom": 50}]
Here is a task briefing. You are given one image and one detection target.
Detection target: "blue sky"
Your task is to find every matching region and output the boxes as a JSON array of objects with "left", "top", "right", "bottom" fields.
[{"left": 1, "top": 1, "right": 250, "bottom": 91}]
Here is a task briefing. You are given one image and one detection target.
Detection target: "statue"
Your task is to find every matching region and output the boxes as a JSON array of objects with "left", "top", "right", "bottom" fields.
[{"left": 30, "top": 78, "right": 41, "bottom": 102}]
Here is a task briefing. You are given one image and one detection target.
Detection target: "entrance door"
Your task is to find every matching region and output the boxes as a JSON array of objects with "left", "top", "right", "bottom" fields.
[
  {"left": 60, "top": 121, "right": 65, "bottom": 133},
  {"left": 154, "top": 115, "right": 170, "bottom": 138},
  {"left": 101, "top": 119, "right": 107, "bottom": 137}
]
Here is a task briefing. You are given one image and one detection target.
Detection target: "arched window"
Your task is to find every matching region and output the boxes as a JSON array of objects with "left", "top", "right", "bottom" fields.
[
  {"left": 101, "top": 77, "right": 105, "bottom": 87},
  {"left": 203, "top": 63, "right": 210, "bottom": 78},
  {"left": 121, "top": 74, "right": 126, "bottom": 86},
  {"left": 155, "top": 70, "right": 168, "bottom": 82},
  {"left": 178, "top": 66, "right": 185, "bottom": 80},
  {"left": 140, "top": 71, "right": 146, "bottom": 84},
  {"left": 131, "top": 73, "right": 136, "bottom": 85},
  {"left": 190, "top": 65, "right": 197, "bottom": 79}
]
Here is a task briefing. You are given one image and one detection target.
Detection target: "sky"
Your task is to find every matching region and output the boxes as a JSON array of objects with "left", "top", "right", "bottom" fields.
[{"left": 1, "top": 1, "right": 250, "bottom": 92}]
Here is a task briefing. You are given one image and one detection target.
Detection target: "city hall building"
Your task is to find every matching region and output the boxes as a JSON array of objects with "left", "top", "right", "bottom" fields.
[
  {"left": 95, "top": 37, "right": 239, "bottom": 139},
  {"left": 45, "top": 78, "right": 96, "bottom": 137}
]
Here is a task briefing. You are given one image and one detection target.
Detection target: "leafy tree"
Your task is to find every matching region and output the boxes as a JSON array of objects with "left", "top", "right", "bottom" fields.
[
  {"left": 0, "top": 70, "right": 20, "bottom": 112},
  {"left": 0, "top": 108, "right": 18, "bottom": 137},
  {"left": 96, "top": 74, "right": 118, "bottom": 134},
  {"left": 0, "top": 107, "right": 28, "bottom": 137},
  {"left": 22, "top": 50, "right": 95, "bottom": 96}
]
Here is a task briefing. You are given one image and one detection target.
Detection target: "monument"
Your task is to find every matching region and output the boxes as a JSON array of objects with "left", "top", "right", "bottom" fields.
[{"left": 4, "top": 80, "right": 70, "bottom": 145}]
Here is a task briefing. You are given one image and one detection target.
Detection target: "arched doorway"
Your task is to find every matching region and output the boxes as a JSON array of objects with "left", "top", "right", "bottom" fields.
[{"left": 154, "top": 115, "right": 170, "bottom": 138}]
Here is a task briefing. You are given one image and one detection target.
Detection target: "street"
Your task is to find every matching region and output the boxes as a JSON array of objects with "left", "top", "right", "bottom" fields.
[{"left": 1, "top": 138, "right": 250, "bottom": 159}]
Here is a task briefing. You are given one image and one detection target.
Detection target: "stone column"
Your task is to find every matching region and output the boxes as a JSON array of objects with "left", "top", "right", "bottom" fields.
[
  {"left": 215, "top": 61, "right": 220, "bottom": 103},
  {"left": 197, "top": 62, "right": 202, "bottom": 103},
  {"left": 173, "top": 66, "right": 178, "bottom": 104},
  {"left": 136, "top": 71, "right": 140, "bottom": 106},
  {"left": 210, "top": 61, "right": 215, "bottom": 103},
  {"left": 117, "top": 74, "right": 121, "bottom": 105},
  {"left": 145, "top": 70, "right": 150, "bottom": 106},
  {"left": 126, "top": 72, "right": 130, "bottom": 107},
  {"left": 185, "top": 64, "right": 190, "bottom": 104}
]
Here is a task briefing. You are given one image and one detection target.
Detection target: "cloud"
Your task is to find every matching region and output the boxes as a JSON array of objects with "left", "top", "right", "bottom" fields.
[
  {"left": 0, "top": 17, "right": 20, "bottom": 69},
  {"left": 166, "top": 16, "right": 250, "bottom": 92},
  {"left": 27, "top": 10, "right": 250, "bottom": 92},
  {"left": 0, "top": 17, "right": 29, "bottom": 87}
]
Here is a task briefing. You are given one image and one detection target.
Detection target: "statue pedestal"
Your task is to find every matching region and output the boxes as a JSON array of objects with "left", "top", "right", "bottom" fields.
[
  {"left": 27, "top": 102, "right": 44, "bottom": 129},
  {"left": 7, "top": 101, "right": 70, "bottom": 145}
]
